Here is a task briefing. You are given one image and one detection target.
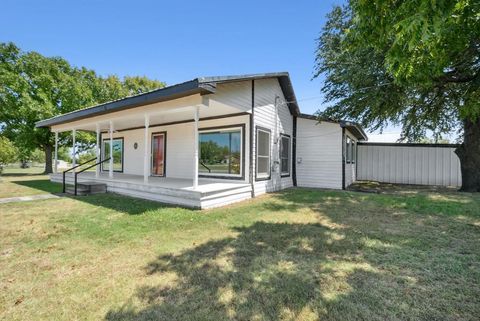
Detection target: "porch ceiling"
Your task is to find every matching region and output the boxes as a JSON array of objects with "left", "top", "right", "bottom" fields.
[{"left": 50, "top": 94, "right": 246, "bottom": 133}]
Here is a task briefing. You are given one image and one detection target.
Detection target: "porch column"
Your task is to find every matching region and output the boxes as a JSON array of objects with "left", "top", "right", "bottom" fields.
[
  {"left": 95, "top": 123, "right": 100, "bottom": 178},
  {"left": 193, "top": 106, "right": 199, "bottom": 190},
  {"left": 72, "top": 129, "right": 76, "bottom": 173},
  {"left": 109, "top": 121, "right": 113, "bottom": 179},
  {"left": 143, "top": 114, "right": 150, "bottom": 184},
  {"left": 54, "top": 131, "right": 58, "bottom": 174}
]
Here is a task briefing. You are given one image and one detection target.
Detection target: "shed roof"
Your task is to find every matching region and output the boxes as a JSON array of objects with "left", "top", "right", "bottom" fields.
[
  {"left": 36, "top": 72, "right": 300, "bottom": 128},
  {"left": 298, "top": 113, "right": 368, "bottom": 141}
]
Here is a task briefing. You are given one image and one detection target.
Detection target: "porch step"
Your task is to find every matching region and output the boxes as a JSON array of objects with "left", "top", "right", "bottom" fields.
[{"left": 65, "top": 181, "right": 107, "bottom": 196}]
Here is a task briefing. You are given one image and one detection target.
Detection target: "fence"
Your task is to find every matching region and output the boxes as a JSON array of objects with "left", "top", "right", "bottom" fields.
[{"left": 357, "top": 143, "right": 462, "bottom": 187}]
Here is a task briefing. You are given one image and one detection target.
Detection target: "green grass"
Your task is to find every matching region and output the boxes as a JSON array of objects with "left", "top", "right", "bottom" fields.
[
  {"left": 0, "top": 174, "right": 479, "bottom": 320},
  {"left": 0, "top": 167, "right": 61, "bottom": 198}
]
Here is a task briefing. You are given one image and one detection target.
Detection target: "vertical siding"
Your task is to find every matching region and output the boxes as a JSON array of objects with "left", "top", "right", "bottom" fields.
[
  {"left": 357, "top": 144, "right": 462, "bottom": 187},
  {"left": 296, "top": 119, "right": 343, "bottom": 189},
  {"left": 252, "top": 78, "right": 294, "bottom": 195}
]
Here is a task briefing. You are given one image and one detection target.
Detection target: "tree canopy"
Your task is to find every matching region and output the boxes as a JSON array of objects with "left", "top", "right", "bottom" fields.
[
  {"left": 315, "top": 0, "right": 480, "bottom": 191},
  {"left": 0, "top": 42, "right": 165, "bottom": 173}
]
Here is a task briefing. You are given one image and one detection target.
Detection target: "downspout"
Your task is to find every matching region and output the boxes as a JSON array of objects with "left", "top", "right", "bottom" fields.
[
  {"left": 249, "top": 80, "right": 255, "bottom": 198},
  {"left": 292, "top": 116, "right": 297, "bottom": 186},
  {"left": 342, "top": 127, "right": 346, "bottom": 190}
]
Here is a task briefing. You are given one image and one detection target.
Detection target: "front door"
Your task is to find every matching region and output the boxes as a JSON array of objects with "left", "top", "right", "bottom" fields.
[{"left": 151, "top": 132, "right": 166, "bottom": 176}]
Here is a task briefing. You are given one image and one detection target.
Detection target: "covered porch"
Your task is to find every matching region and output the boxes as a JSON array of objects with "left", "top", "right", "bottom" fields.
[{"left": 52, "top": 171, "right": 251, "bottom": 208}]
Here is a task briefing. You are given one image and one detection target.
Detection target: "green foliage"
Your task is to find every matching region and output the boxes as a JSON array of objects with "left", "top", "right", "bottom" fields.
[
  {"left": 0, "top": 136, "right": 17, "bottom": 171},
  {"left": 314, "top": 1, "right": 480, "bottom": 141},
  {"left": 0, "top": 42, "right": 165, "bottom": 172}
]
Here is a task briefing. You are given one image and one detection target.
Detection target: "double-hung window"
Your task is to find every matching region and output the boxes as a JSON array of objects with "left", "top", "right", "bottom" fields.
[
  {"left": 345, "top": 136, "right": 356, "bottom": 163},
  {"left": 256, "top": 127, "right": 271, "bottom": 179},
  {"left": 280, "top": 134, "right": 291, "bottom": 176}
]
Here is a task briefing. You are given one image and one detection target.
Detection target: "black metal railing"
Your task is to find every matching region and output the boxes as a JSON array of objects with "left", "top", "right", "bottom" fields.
[
  {"left": 73, "top": 157, "right": 111, "bottom": 195},
  {"left": 199, "top": 161, "right": 211, "bottom": 173},
  {"left": 62, "top": 157, "right": 98, "bottom": 193}
]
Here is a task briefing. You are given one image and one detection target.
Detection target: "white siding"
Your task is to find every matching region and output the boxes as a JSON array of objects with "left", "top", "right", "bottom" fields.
[
  {"left": 296, "top": 119, "right": 343, "bottom": 189},
  {"left": 102, "top": 115, "right": 250, "bottom": 182},
  {"left": 357, "top": 144, "right": 462, "bottom": 187},
  {"left": 252, "top": 78, "right": 294, "bottom": 196}
]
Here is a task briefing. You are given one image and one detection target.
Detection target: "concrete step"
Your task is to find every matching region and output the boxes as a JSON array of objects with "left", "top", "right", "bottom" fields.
[{"left": 65, "top": 181, "right": 107, "bottom": 195}]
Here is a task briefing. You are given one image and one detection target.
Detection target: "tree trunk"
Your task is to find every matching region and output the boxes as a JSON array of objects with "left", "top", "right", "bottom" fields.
[
  {"left": 455, "top": 117, "right": 480, "bottom": 192},
  {"left": 44, "top": 144, "right": 53, "bottom": 174}
]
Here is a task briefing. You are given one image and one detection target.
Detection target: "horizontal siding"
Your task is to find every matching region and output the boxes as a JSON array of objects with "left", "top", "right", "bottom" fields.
[
  {"left": 102, "top": 115, "right": 250, "bottom": 182},
  {"left": 252, "top": 78, "right": 294, "bottom": 195},
  {"left": 357, "top": 144, "right": 462, "bottom": 187},
  {"left": 296, "top": 119, "right": 342, "bottom": 189}
]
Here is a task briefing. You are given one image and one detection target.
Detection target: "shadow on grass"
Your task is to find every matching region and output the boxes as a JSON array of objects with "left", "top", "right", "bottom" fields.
[
  {"left": 104, "top": 189, "right": 480, "bottom": 320},
  {"left": 9, "top": 178, "right": 63, "bottom": 194}
]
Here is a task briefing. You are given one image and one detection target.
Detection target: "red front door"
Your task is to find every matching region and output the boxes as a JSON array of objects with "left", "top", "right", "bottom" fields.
[{"left": 152, "top": 133, "right": 165, "bottom": 176}]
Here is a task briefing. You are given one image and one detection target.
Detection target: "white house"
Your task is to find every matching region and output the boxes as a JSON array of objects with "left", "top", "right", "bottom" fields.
[{"left": 36, "top": 72, "right": 367, "bottom": 208}]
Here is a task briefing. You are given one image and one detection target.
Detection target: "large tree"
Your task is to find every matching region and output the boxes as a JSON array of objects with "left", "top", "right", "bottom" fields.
[
  {"left": 0, "top": 43, "right": 165, "bottom": 173},
  {"left": 315, "top": 1, "right": 480, "bottom": 191}
]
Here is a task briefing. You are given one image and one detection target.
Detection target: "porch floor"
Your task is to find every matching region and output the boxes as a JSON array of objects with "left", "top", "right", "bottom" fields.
[{"left": 53, "top": 171, "right": 251, "bottom": 198}]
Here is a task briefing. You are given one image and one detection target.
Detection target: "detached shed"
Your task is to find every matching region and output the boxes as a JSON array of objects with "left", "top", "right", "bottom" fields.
[{"left": 295, "top": 114, "right": 367, "bottom": 190}]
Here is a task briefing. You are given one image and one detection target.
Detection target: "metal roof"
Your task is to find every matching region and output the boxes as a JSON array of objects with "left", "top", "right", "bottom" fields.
[
  {"left": 298, "top": 113, "right": 368, "bottom": 141},
  {"left": 36, "top": 72, "right": 300, "bottom": 128}
]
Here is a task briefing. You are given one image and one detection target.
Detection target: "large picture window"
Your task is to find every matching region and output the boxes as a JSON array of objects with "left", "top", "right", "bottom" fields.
[
  {"left": 199, "top": 126, "right": 242, "bottom": 177},
  {"left": 280, "top": 134, "right": 291, "bottom": 176},
  {"left": 102, "top": 138, "right": 124, "bottom": 172},
  {"left": 256, "top": 127, "right": 271, "bottom": 180}
]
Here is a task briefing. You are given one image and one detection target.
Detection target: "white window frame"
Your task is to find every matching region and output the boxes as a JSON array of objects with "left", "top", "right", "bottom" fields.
[
  {"left": 256, "top": 127, "right": 271, "bottom": 180},
  {"left": 198, "top": 125, "right": 243, "bottom": 178},
  {"left": 280, "top": 134, "right": 291, "bottom": 177},
  {"left": 101, "top": 137, "right": 124, "bottom": 172}
]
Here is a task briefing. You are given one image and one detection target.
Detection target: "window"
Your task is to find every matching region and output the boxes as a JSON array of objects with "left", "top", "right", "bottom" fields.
[
  {"left": 102, "top": 138, "right": 124, "bottom": 172},
  {"left": 345, "top": 136, "right": 356, "bottom": 164},
  {"left": 256, "top": 127, "right": 271, "bottom": 179},
  {"left": 280, "top": 134, "right": 290, "bottom": 176},
  {"left": 199, "top": 127, "right": 242, "bottom": 177}
]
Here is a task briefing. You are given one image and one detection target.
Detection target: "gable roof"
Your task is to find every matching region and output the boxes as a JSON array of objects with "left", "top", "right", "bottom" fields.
[
  {"left": 35, "top": 72, "right": 300, "bottom": 128},
  {"left": 298, "top": 113, "right": 368, "bottom": 141}
]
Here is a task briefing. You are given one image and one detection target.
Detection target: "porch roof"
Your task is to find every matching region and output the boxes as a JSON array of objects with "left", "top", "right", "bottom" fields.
[{"left": 36, "top": 72, "right": 300, "bottom": 129}]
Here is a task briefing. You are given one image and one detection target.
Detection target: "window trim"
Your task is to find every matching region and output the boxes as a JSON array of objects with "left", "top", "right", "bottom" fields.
[
  {"left": 198, "top": 124, "right": 245, "bottom": 180},
  {"left": 101, "top": 137, "right": 124, "bottom": 173},
  {"left": 151, "top": 131, "right": 167, "bottom": 177},
  {"left": 255, "top": 126, "right": 272, "bottom": 181},
  {"left": 280, "top": 133, "right": 291, "bottom": 178},
  {"left": 345, "top": 135, "right": 356, "bottom": 164}
]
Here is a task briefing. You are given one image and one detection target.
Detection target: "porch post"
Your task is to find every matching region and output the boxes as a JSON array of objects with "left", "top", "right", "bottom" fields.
[
  {"left": 143, "top": 114, "right": 150, "bottom": 184},
  {"left": 95, "top": 123, "right": 100, "bottom": 178},
  {"left": 193, "top": 106, "right": 199, "bottom": 189},
  {"left": 109, "top": 121, "right": 113, "bottom": 179},
  {"left": 54, "top": 131, "right": 58, "bottom": 174},
  {"left": 72, "top": 129, "right": 76, "bottom": 173}
]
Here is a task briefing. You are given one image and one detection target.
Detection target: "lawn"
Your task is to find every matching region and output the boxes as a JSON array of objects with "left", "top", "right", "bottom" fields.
[{"left": 0, "top": 174, "right": 479, "bottom": 320}]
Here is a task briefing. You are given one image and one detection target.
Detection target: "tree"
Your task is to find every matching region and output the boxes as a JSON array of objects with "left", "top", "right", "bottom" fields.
[
  {"left": 314, "top": 1, "right": 480, "bottom": 191},
  {"left": 0, "top": 136, "right": 17, "bottom": 173},
  {"left": 0, "top": 42, "right": 165, "bottom": 174}
]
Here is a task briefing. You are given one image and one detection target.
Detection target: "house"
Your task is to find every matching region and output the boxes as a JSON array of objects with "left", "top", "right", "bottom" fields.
[{"left": 36, "top": 72, "right": 367, "bottom": 208}]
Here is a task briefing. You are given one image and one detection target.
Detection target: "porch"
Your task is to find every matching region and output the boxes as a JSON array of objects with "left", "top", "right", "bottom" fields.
[{"left": 52, "top": 171, "right": 252, "bottom": 209}]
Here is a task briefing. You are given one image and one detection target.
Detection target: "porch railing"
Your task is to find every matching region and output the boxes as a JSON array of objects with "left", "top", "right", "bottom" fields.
[
  {"left": 199, "top": 161, "right": 211, "bottom": 173},
  {"left": 62, "top": 157, "right": 97, "bottom": 193},
  {"left": 73, "top": 157, "right": 111, "bottom": 195}
]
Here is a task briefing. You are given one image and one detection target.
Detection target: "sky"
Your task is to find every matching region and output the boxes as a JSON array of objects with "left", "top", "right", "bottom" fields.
[{"left": 1, "top": 0, "right": 398, "bottom": 141}]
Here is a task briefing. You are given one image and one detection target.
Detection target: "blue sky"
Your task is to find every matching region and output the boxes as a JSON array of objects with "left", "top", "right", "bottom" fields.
[
  {"left": 1, "top": 0, "right": 343, "bottom": 113},
  {"left": 2, "top": 0, "right": 402, "bottom": 140}
]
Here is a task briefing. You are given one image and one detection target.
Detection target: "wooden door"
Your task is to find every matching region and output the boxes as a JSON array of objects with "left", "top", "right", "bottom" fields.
[{"left": 151, "top": 133, "right": 165, "bottom": 176}]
